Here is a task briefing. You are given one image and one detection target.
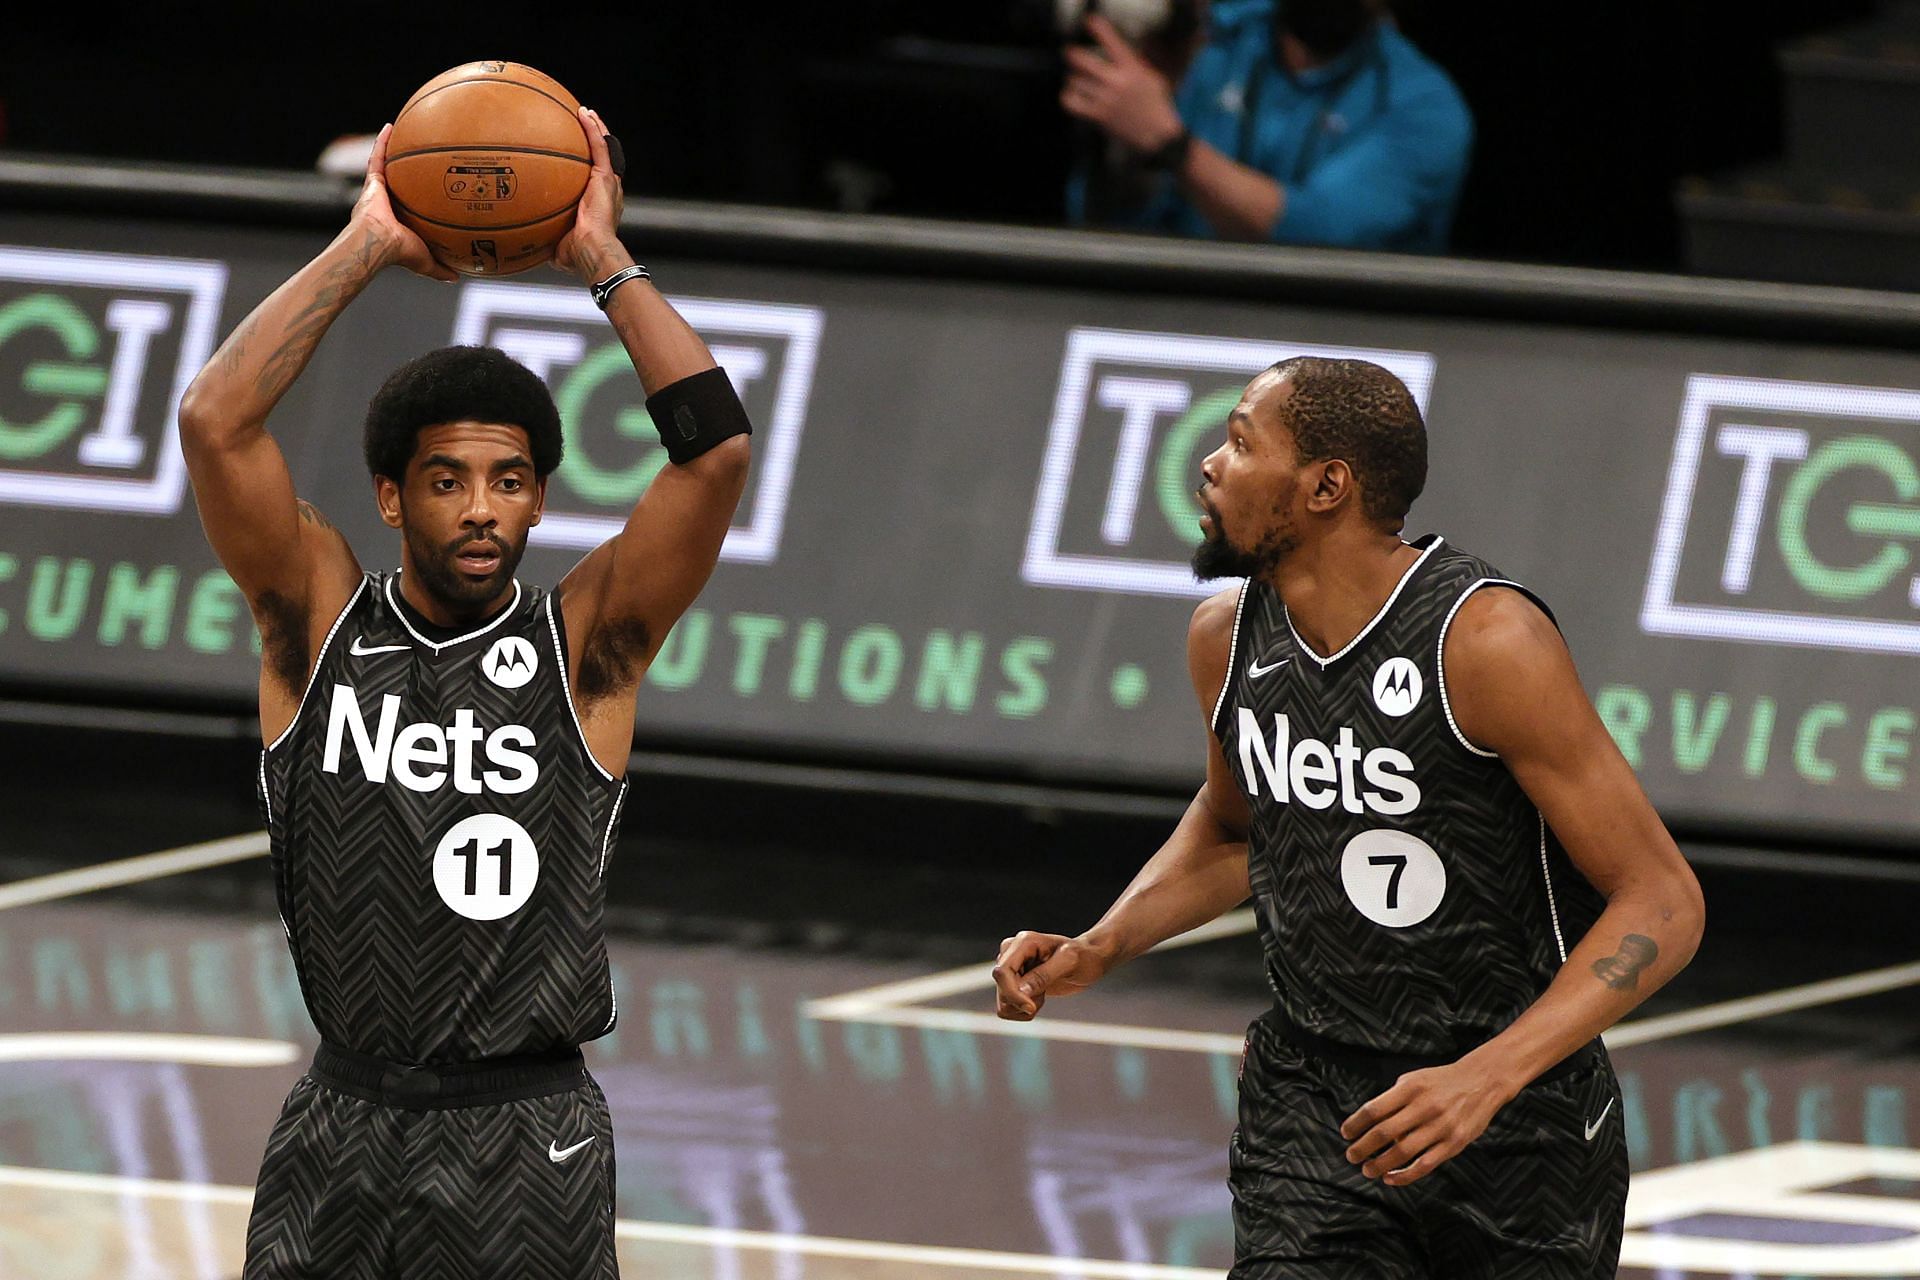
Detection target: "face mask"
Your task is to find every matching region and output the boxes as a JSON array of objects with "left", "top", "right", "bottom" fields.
[{"left": 1275, "top": 0, "right": 1374, "bottom": 60}]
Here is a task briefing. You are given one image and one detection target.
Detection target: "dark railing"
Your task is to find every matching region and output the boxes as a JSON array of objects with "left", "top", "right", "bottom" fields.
[{"left": 5, "top": 152, "right": 1919, "bottom": 347}]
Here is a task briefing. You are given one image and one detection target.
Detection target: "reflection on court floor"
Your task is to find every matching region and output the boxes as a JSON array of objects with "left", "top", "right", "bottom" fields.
[{"left": 0, "top": 833, "right": 1914, "bottom": 1279}]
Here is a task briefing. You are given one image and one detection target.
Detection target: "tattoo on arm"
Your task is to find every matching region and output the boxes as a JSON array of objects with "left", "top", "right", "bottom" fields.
[
  {"left": 295, "top": 499, "right": 333, "bottom": 530},
  {"left": 1591, "top": 933, "right": 1659, "bottom": 991},
  {"left": 205, "top": 225, "right": 383, "bottom": 412},
  {"left": 255, "top": 227, "right": 382, "bottom": 404},
  {"left": 215, "top": 313, "right": 257, "bottom": 377}
]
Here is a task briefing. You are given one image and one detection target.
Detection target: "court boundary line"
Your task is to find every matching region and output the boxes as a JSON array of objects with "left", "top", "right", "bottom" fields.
[
  {"left": 805, "top": 909, "right": 1258, "bottom": 1054},
  {"left": 0, "top": 1165, "right": 1225, "bottom": 1279},
  {"left": 0, "top": 830, "right": 270, "bottom": 912},
  {"left": 14, "top": 835, "right": 1913, "bottom": 1053},
  {"left": 1602, "top": 957, "right": 1920, "bottom": 1047},
  {"left": 0, "top": 1033, "right": 297, "bottom": 1066},
  {"left": 810, "top": 909, "right": 1260, "bottom": 1015},
  {"left": 806, "top": 914, "right": 1920, "bottom": 1055}
]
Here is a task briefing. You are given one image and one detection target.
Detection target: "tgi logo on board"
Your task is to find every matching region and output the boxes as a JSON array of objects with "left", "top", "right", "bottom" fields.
[
  {"left": 451, "top": 281, "right": 822, "bottom": 563},
  {"left": 1643, "top": 374, "right": 1920, "bottom": 655},
  {"left": 0, "top": 245, "right": 227, "bottom": 515},
  {"left": 1023, "top": 327, "right": 1436, "bottom": 597}
]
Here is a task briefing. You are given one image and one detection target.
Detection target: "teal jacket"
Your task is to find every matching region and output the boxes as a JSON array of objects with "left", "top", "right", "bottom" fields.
[{"left": 1073, "top": 2, "right": 1473, "bottom": 251}]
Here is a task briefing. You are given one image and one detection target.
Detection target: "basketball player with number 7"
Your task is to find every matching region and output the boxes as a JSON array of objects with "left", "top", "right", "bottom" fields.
[
  {"left": 992, "top": 360, "right": 1705, "bottom": 1277},
  {"left": 178, "top": 101, "right": 749, "bottom": 1278}
]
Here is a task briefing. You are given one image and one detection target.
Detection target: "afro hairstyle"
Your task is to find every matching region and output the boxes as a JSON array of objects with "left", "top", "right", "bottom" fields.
[{"left": 362, "top": 345, "right": 564, "bottom": 482}]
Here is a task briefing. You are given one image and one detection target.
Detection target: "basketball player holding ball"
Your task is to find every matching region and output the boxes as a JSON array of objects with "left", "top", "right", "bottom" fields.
[
  {"left": 993, "top": 361, "right": 1705, "bottom": 1277},
  {"left": 177, "top": 98, "right": 749, "bottom": 1277}
]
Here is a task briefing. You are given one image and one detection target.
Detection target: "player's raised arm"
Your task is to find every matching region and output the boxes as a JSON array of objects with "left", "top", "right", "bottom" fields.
[
  {"left": 178, "top": 124, "right": 455, "bottom": 684},
  {"left": 551, "top": 109, "right": 752, "bottom": 709},
  {"left": 993, "top": 588, "right": 1253, "bottom": 1020}
]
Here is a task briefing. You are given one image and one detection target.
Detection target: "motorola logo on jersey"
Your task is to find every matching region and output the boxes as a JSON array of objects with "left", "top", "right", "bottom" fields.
[
  {"left": 321, "top": 685, "right": 539, "bottom": 794},
  {"left": 0, "top": 245, "right": 228, "bottom": 517},
  {"left": 1023, "top": 327, "right": 1437, "bottom": 598},
  {"left": 483, "top": 635, "right": 537, "bottom": 689},
  {"left": 1235, "top": 707, "right": 1421, "bottom": 816},
  {"left": 450, "top": 280, "right": 823, "bottom": 565},
  {"left": 1643, "top": 373, "right": 1920, "bottom": 656},
  {"left": 1371, "top": 657, "right": 1422, "bottom": 716}
]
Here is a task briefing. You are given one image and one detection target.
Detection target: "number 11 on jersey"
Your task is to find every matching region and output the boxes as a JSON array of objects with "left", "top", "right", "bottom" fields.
[{"left": 433, "top": 813, "right": 541, "bottom": 920}]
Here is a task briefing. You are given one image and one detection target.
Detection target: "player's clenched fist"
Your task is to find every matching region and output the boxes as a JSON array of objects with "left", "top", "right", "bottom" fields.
[{"left": 992, "top": 930, "right": 1111, "bottom": 1020}]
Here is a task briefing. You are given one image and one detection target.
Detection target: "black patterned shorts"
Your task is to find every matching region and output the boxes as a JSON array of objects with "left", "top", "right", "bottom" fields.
[
  {"left": 242, "top": 1046, "right": 617, "bottom": 1280},
  {"left": 1229, "top": 1015, "right": 1628, "bottom": 1279}
]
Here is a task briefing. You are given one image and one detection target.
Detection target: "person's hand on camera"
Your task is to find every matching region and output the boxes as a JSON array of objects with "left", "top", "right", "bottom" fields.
[{"left": 1062, "top": 14, "right": 1185, "bottom": 154}]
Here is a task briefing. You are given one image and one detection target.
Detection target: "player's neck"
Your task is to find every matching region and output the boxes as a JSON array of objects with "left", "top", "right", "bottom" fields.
[
  {"left": 394, "top": 570, "right": 517, "bottom": 634},
  {"left": 1267, "top": 528, "right": 1421, "bottom": 659}
]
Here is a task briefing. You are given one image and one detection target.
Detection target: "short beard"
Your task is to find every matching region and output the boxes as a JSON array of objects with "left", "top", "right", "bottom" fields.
[
  {"left": 402, "top": 518, "right": 528, "bottom": 613},
  {"left": 1191, "top": 505, "right": 1297, "bottom": 582}
]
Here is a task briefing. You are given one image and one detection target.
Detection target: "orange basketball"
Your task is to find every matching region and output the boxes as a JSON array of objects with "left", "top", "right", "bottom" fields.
[{"left": 384, "top": 62, "right": 590, "bottom": 277}]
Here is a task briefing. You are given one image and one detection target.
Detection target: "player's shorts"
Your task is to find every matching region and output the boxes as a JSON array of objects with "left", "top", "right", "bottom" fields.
[
  {"left": 1229, "top": 1009, "right": 1627, "bottom": 1279},
  {"left": 241, "top": 1042, "right": 617, "bottom": 1280}
]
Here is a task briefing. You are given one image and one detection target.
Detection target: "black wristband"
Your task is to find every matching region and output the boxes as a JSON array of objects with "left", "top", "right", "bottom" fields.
[
  {"left": 590, "top": 264, "right": 650, "bottom": 310},
  {"left": 1144, "top": 126, "right": 1193, "bottom": 172},
  {"left": 646, "top": 367, "right": 752, "bottom": 465}
]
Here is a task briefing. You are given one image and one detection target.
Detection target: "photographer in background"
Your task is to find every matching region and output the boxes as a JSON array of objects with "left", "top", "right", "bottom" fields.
[{"left": 1063, "top": 0, "right": 1472, "bottom": 251}]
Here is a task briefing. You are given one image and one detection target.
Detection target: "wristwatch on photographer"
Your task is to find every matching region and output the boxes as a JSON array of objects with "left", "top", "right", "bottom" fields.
[{"left": 1143, "top": 126, "right": 1193, "bottom": 172}]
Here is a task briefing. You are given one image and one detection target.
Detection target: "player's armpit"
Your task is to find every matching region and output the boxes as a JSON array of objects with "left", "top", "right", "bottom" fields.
[
  {"left": 183, "top": 425, "right": 357, "bottom": 741},
  {"left": 261, "top": 500, "right": 361, "bottom": 688},
  {"left": 1196, "top": 733, "right": 1250, "bottom": 842},
  {"left": 180, "top": 419, "right": 361, "bottom": 686},
  {"left": 557, "top": 433, "right": 750, "bottom": 701}
]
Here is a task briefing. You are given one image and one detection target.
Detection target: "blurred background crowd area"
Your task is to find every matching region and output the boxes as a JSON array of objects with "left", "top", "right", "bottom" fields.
[{"left": 3, "top": 0, "right": 1918, "bottom": 287}]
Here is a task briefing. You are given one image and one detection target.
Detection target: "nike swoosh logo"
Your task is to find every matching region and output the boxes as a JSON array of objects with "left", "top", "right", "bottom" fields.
[
  {"left": 349, "top": 636, "right": 410, "bottom": 656},
  {"left": 1247, "top": 656, "right": 1292, "bottom": 679},
  {"left": 548, "top": 1136, "right": 594, "bottom": 1164},
  {"left": 1584, "top": 1097, "right": 1614, "bottom": 1141}
]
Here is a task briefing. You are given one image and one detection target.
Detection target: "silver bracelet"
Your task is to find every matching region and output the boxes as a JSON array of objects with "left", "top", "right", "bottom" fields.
[{"left": 590, "top": 263, "right": 651, "bottom": 310}]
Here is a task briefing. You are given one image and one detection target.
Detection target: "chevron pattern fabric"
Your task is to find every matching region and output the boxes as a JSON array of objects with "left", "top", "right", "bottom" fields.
[
  {"left": 1228, "top": 1018, "right": 1627, "bottom": 1278},
  {"left": 1215, "top": 536, "right": 1607, "bottom": 1058},
  {"left": 242, "top": 1074, "right": 619, "bottom": 1279},
  {"left": 249, "top": 570, "right": 628, "bottom": 1274},
  {"left": 259, "top": 573, "right": 626, "bottom": 1063}
]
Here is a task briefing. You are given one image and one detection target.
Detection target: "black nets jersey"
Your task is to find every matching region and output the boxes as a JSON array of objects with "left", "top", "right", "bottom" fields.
[
  {"left": 1212, "top": 535, "right": 1604, "bottom": 1058},
  {"left": 258, "top": 572, "right": 629, "bottom": 1063}
]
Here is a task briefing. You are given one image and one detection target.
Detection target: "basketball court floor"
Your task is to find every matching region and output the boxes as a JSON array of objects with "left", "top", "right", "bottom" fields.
[{"left": 1, "top": 719, "right": 1915, "bottom": 1279}]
